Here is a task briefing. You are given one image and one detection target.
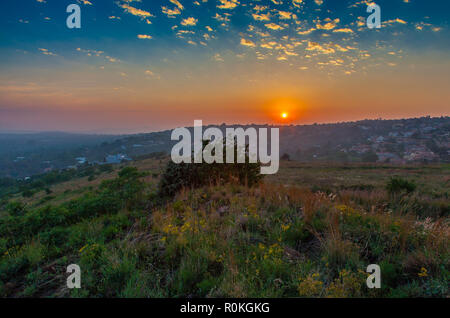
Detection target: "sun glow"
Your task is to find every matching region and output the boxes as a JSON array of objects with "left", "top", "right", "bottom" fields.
[{"left": 281, "top": 112, "right": 288, "bottom": 119}]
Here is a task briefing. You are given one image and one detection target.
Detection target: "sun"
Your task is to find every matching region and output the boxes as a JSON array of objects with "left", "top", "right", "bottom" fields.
[{"left": 281, "top": 112, "right": 288, "bottom": 119}]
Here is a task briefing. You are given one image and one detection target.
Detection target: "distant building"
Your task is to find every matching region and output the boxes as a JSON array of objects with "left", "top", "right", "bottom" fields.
[
  {"left": 76, "top": 157, "right": 87, "bottom": 164},
  {"left": 375, "top": 136, "right": 385, "bottom": 143},
  {"left": 351, "top": 145, "right": 372, "bottom": 154},
  {"left": 105, "top": 153, "right": 131, "bottom": 164},
  {"left": 404, "top": 150, "right": 438, "bottom": 162},
  {"left": 376, "top": 152, "right": 401, "bottom": 163}
]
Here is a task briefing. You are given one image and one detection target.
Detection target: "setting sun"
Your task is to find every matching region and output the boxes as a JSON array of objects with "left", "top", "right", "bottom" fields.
[{"left": 281, "top": 112, "right": 288, "bottom": 119}]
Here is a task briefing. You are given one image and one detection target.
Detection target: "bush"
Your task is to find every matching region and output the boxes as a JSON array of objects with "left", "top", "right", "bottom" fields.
[
  {"left": 99, "top": 167, "right": 146, "bottom": 210},
  {"left": 6, "top": 201, "right": 27, "bottom": 217},
  {"left": 386, "top": 177, "right": 417, "bottom": 195},
  {"left": 158, "top": 140, "right": 263, "bottom": 198},
  {"left": 22, "top": 189, "right": 35, "bottom": 198}
]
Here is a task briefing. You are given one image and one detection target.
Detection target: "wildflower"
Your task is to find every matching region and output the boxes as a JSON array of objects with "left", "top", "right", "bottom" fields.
[
  {"left": 79, "top": 244, "right": 89, "bottom": 253},
  {"left": 298, "top": 273, "right": 323, "bottom": 297},
  {"left": 418, "top": 267, "right": 428, "bottom": 277}
]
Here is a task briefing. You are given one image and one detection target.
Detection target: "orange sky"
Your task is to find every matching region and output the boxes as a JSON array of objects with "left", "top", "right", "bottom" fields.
[{"left": 1, "top": 1, "right": 449, "bottom": 133}]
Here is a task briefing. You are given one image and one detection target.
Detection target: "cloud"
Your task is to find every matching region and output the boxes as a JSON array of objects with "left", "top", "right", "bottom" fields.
[
  {"left": 117, "top": 3, "right": 153, "bottom": 19},
  {"left": 316, "top": 18, "right": 339, "bottom": 30},
  {"left": 333, "top": 28, "right": 354, "bottom": 33},
  {"left": 137, "top": 34, "right": 152, "bottom": 39},
  {"left": 252, "top": 13, "right": 270, "bottom": 21},
  {"left": 384, "top": 18, "right": 407, "bottom": 26},
  {"left": 265, "top": 23, "right": 284, "bottom": 30},
  {"left": 292, "top": 0, "right": 303, "bottom": 8},
  {"left": 162, "top": 6, "right": 181, "bottom": 17},
  {"left": 76, "top": 48, "right": 121, "bottom": 63},
  {"left": 214, "top": 13, "right": 230, "bottom": 22},
  {"left": 217, "top": 0, "right": 239, "bottom": 9},
  {"left": 145, "top": 69, "right": 160, "bottom": 79},
  {"left": 278, "top": 11, "right": 292, "bottom": 20},
  {"left": 298, "top": 28, "right": 315, "bottom": 35},
  {"left": 305, "top": 41, "right": 335, "bottom": 54},
  {"left": 181, "top": 17, "right": 198, "bottom": 26},
  {"left": 38, "top": 48, "right": 57, "bottom": 56},
  {"left": 240, "top": 38, "right": 256, "bottom": 47},
  {"left": 76, "top": 48, "right": 104, "bottom": 56},
  {"left": 213, "top": 53, "right": 224, "bottom": 62},
  {"left": 77, "top": 0, "right": 92, "bottom": 5},
  {"left": 169, "top": 0, "right": 184, "bottom": 10}
]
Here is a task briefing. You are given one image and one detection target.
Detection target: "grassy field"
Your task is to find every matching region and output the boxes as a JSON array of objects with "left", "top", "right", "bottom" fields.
[{"left": 0, "top": 159, "right": 448, "bottom": 297}]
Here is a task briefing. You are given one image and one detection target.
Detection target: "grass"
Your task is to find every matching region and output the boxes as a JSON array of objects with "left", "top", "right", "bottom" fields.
[{"left": 0, "top": 160, "right": 448, "bottom": 298}]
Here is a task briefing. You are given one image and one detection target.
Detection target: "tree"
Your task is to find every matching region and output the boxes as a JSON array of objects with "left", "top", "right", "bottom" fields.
[{"left": 158, "top": 140, "right": 263, "bottom": 198}]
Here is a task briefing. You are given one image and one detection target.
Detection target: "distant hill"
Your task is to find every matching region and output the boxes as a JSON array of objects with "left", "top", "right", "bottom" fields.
[{"left": 0, "top": 116, "right": 448, "bottom": 178}]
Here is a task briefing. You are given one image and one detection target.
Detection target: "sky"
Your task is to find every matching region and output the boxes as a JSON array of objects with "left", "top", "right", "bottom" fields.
[{"left": 0, "top": 0, "right": 449, "bottom": 134}]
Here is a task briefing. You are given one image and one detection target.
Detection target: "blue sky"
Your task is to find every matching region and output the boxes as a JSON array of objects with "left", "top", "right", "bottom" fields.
[{"left": 0, "top": 0, "right": 449, "bottom": 133}]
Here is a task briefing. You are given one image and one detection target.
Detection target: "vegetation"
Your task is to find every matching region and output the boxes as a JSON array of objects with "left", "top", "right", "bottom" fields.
[
  {"left": 0, "top": 159, "right": 448, "bottom": 298},
  {"left": 158, "top": 141, "right": 262, "bottom": 198},
  {"left": 387, "top": 177, "right": 417, "bottom": 195}
]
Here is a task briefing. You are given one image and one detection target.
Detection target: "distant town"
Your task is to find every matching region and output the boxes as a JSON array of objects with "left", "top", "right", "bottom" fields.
[{"left": 1, "top": 116, "right": 448, "bottom": 179}]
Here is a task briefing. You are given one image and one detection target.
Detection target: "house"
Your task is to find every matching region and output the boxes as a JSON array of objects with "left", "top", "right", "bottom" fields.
[
  {"left": 375, "top": 136, "right": 385, "bottom": 143},
  {"left": 105, "top": 153, "right": 131, "bottom": 164},
  {"left": 76, "top": 157, "right": 87, "bottom": 164},
  {"left": 376, "top": 152, "right": 400, "bottom": 163}
]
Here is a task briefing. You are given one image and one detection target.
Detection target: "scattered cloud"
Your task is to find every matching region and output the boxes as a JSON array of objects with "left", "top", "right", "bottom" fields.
[
  {"left": 137, "top": 34, "right": 152, "bottom": 39},
  {"left": 38, "top": 48, "right": 57, "bottom": 56},
  {"left": 117, "top": 2, "right": 153, "bottom": 19},
  {"left": 181, "top": 17, "right": 198, "bottom": 26},
  {"left": 217, "top": 0, "right": 239, "bottom": 10},
  {"left": 240, "top": 38, "right": 256, "bottom": 47},
  {"left": 265, "top": 23, "right": 284, "bottom": 30}
]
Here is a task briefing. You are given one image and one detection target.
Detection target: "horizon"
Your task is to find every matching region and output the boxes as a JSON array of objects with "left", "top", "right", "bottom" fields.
[
  {"left": 1, "top": 1, "right": 449, "bottom": 133},
  {"left": 0, "top": 114, "right": 447, "bottom": 135}
]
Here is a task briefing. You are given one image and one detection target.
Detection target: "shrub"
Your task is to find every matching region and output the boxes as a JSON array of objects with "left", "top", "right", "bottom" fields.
[
  {"left": 5, "top": 201, "right": 27, "bottom": 217},
  {"left": 158, "top": 140, "right": 263, "bottom": 198},
  {"left": 386, "top": 177, "right": 417, "bottom": 195},
  {"left": 22, "top": 189, "right": 35, "bottom": 198},
  {"left": 99, "top": 167, "right": 146, "bottom": 210}
]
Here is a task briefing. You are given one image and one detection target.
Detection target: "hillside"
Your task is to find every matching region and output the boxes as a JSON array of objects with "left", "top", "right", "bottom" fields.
[
  {"left": 0, "top": 158, "right": 448, "bottom": 297},
  {"left": 1, "top": 116, "right": 449, "bottom": 178}
]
